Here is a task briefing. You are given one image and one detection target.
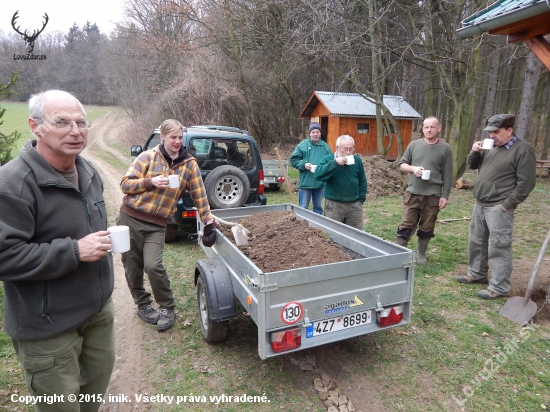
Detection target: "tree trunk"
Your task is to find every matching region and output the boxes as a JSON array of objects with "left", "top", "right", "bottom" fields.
[{"left": 516, "top": 51, "right": 543, "bottom": 141}]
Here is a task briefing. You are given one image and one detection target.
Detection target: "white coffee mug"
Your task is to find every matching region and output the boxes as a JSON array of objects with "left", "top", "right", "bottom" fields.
[
  {"left": 346, "top": 155, "right": 355, "bottom": 165},
  {"left": 422, "top": 170, "right": 431, "bottom": 180},
  {"left": 108, "top": 226, "right": 130, "bottom": 254},
  {"left": 168, "top": 174, "right": 180, "bottom": 188},
  {"left": 482, "top": 139, "right": 494, "bottom": 150},
  {"left": 310, "top": 165, "right": 317, "bottom": 173}
]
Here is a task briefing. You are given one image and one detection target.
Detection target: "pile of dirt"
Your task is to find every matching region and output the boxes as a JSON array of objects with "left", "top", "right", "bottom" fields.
[
  {"left": 218, "top": 211, "right": 353, "bottom": 273},
  {"left": 359, "top": 155, "right": 407, "bottom": 201}
]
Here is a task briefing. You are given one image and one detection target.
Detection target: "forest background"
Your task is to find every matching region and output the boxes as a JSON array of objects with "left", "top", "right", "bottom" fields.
[{"left": 1, "top": 0, "right": 550, "bottom": 180}]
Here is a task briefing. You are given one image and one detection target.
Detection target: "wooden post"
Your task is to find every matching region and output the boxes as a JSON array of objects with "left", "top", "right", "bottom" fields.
[{"left": 274, "top": 147, "right": 295, "bottom": 204}]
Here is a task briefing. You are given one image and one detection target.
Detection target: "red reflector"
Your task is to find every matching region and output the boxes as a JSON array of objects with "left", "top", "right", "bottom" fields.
[
  {"left": 277, "top": 177, "right": 285, "bottom": 183},
  {"left": 270, "top": 328, "right": 301, "bottom": 353},
  {"left": 181, "top": 210, "right": 197, "bottom": 218},
  {"left": 258, "top": 169, "right": 264, "bottom": 195},
  {"left": 377, "top": 306, "right": 404, "bottom": 327}
]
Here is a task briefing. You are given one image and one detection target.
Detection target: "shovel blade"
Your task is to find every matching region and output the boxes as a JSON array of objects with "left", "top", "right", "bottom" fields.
[
  {"left": 231, "top": 225, "right": 249, "bottom": 246},
  {"left": 499, "top": 297, "right": 538, "bottom": 325}
]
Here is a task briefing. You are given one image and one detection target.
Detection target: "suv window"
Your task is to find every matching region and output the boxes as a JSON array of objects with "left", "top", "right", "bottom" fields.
[{"left": 190, "top": 138, "right": 254, "bottom": 171}]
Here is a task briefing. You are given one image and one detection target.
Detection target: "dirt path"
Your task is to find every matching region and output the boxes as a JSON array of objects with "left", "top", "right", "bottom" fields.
[{"left": 82, "top": 110, "right": 153, "bottom": 412}]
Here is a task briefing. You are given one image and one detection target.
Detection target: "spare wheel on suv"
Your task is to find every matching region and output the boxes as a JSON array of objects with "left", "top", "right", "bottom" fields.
[{"left": 203, "top": 165, "right": 250, "bottom": 209}]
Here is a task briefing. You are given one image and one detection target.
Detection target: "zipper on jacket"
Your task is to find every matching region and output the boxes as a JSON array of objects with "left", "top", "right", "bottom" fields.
[{"left": 41, "top": 282, "right": 54, "bottom": 325}]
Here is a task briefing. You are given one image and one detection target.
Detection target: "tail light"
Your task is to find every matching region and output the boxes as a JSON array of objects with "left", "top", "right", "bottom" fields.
[
  {"left": 377, "top": 305, "right": 404, "bottom": 327},
  {"left": 181, "top": 210, "right": 197, "bottom": 218},
  {"left": 277, "top": 177, "right": 285, "bottom": 183},
  {"left": 270, "top": 328, "right": 301, "bottom": 353},
  {"left": 258, "top": 169, "right": 264, "bottom": 195}
]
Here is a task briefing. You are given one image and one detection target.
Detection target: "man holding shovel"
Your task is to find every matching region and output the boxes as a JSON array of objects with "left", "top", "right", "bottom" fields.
[{"left": 457, "top": 114, "right": 536, "bottom": 299}]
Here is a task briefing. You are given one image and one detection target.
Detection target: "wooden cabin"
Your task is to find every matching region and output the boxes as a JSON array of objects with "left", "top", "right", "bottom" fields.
[{"left": 299, "top": 92, "right": 422, "bottom": 160}]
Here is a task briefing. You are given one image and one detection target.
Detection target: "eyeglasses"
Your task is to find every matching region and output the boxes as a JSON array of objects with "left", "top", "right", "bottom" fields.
[
  {"left": 339, "top": 146, "right": 355, "bottom": 153},
  {"left": 40, "top": 118, "right": 91, "bottom": 130}
]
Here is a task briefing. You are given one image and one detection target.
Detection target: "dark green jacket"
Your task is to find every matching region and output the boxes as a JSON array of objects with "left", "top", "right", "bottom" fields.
[
  {"left": 467, "top": 137, "right": 536, "bottom": 210},
  {"left": 315, "top": 154, "right": 367, "bottom": 203},
  {"left": 290, "top": 138, "right": 332, "bottom": 189},
  {"left": 0, "top": 140, "right": 114, "bottom": 340}
]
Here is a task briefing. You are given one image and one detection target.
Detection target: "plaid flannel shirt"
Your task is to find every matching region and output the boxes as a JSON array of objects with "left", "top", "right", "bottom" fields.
[{"left": 120, "top": 145, "right": 212, "bottom": 225}]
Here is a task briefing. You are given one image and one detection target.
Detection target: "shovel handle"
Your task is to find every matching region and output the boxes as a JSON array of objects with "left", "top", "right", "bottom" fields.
[{"left": 524, "top": 227, "right": 550, "bottom": 302}]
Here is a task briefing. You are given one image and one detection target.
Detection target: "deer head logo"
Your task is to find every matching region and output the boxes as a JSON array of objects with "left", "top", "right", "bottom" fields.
[{"left": 11, "top": 11, "right": 49, "bottom": 54}]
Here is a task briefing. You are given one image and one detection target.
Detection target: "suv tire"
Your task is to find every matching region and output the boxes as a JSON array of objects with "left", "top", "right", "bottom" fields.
[
  {"left": 165, "top": 223, "right": 178, "bottom": 243},
  {"left": 204, "top": 165, "right": 250, "bottom": 209}
]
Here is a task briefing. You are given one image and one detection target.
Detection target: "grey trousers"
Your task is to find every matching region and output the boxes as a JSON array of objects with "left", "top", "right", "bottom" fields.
[
  {"left": 13, "top": 298, "right": 115, "bottom": 412},
  {"left": 117, "top": 212, "right": 175, "bottom": 309},
  {"left": 467, "top": 203, "right": 514, "bottom": 295},
  {"left": 324, "top": 199, "right": 364, "bottom": 230}
]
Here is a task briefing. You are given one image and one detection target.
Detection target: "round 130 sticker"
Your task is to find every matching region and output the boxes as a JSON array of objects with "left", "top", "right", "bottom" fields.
[{"left": 281, "top": 301, "right": 303, "bottom": 325}]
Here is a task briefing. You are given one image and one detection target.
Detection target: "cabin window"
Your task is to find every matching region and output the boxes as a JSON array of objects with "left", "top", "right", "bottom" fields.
[{"left": 357, "top": 123, "right": 370, "bottom": 134}]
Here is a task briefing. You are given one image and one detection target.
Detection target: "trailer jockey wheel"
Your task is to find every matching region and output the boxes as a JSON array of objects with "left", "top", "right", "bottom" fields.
[{"left": 196, "top": 274, "right": 229, "bottom": 343}]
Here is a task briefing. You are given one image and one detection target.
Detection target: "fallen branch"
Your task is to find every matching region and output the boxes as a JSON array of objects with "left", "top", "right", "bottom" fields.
[{"left": 437, "top": 217, "right": 471, "bottom": 224}]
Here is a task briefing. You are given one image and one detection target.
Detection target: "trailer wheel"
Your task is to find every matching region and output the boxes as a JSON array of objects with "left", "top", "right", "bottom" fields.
[{"left": 197, "top": 274, "right": 228, "bottom": 343}]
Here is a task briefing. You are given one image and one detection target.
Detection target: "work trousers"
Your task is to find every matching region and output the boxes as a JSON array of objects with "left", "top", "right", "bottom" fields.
[
  {"left": 12, "top": 298, "right": 115, "bottom": 412},
  {"left": 467, "top": 203, "right": 514, "bottom": 295},
  {"left": 298, "top": 188, "right": 324, "bottom": 214},
  {"left": 117, "top": 212, "right": 175, "bottom": 309},
  {"left": 396, "top": 193, "right": 440, "bottom": 240},
  {"left": 324, "top": 199, "right": 363, "bottom": 230}
]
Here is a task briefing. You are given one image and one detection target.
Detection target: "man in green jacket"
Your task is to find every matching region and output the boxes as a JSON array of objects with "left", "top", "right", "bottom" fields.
[
  {"left": 394, "top": 116, "right": 453, "bottom": 264},
  {"left": 315, "top": 135, "right": 367, "bottom": 230},
  {"left": 457, "top": 114, "right": 536, "bottom": 299},
  {"left": 290, "top": 122, "right": 332, "bottom": 214}
]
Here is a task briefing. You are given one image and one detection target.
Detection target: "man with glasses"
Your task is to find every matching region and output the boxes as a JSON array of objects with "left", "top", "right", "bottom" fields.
[
  {"left": 0, "top": 90, "right": 115, "bottom": 411},
  {"left": 393, "top": 116, "right": 453, "bottom": 265},
  {"left": 315, "top": 135, "right": 367, "bottom": 230}
]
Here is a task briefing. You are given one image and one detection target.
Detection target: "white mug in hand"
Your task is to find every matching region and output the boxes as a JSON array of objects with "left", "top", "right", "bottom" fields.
[
  {"left": 108, "top": 226, "right": 130, "bottom": 253},
  {"left": 422, "top": 170, "right": 431, "bottom": 180},
  {"left": 168, "top": 174, "right": 180, "bottom": 188},
  {"left": 346, "top": 155, "right": 355, "bottom": 165},
  {"left": 310, "top": 165, "right": 317, "bottom": 173},
  {"left": 482, "top": 139, "right": 494, "bottom": 150}
]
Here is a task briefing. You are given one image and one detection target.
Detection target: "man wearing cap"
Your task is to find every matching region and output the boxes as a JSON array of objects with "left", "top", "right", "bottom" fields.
[
  {"left": 458, "top": 114, "right": 536, "bottom": 299},
  {"left": 290, "top": 122, "right": 332, "bottom": 214}
]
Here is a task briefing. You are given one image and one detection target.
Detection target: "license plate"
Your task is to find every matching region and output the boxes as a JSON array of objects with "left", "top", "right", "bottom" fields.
[
  {"left": 264, "top": 177, "right": 276, "bottom": 183},
  {"left": 306, "top": 310, "right": 372, "bottom": 338}
]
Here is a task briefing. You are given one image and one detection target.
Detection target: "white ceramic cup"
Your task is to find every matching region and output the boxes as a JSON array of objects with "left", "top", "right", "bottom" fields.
[
  {"left": 108, "top": 226, "right": 130, "bottom": 254},
  {"left": 310, "top": 165, "right": 317, "bottom": 173},
  {"left": 422, "top": 169, "right": 431, "bottom": 180},
  {"left": 168, "top": 174, "right": 179, "bottom": 188},
  {"left": 482, "top": 139, "right": 494, "bottom": 150},
  {"left": 346, "top": 155, "right": 355, "bottom": 165}
]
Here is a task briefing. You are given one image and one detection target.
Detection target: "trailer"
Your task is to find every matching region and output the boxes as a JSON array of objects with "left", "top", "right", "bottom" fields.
[
  {"left": 194, "top": 204, "right": 415, "bottom": 360},
  {"left": 262, "top": 159, "right": 288, "bottom": 190}
]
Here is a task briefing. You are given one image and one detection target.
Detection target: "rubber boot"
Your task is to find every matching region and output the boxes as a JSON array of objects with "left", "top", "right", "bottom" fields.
[
  {"left": 417, "top": 237, "right": 430, "bottom": 265},
  {"left": 394, "top": 237, "right": 409, "bottom": 247}
]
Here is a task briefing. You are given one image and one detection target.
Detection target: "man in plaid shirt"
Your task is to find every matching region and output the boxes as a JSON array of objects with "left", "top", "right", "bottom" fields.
[{"left": 117, "top": 119, "right": 215, "bottom": 331}]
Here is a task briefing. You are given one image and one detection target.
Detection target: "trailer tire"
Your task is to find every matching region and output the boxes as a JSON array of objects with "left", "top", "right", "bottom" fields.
[
  {"left": 165, "top": 224, "right": 178, "bottom": 243},
  {"left": 197, "top": 275, "right": 228, "bottom": 343}
]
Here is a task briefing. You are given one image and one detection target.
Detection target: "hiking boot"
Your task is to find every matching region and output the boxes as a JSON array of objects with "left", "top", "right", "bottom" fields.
[
  {"left": 156, "top": 308, "right": 175, "bottom": 331},
  {"left": 457, "top": 275, "right": 489, "bottom": 285},
  {"left": 137, "top": 305, "right": 160, "bottom": 324},
  {"left": 478, "top": 289, "right": 508, "bottom": 300}
]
